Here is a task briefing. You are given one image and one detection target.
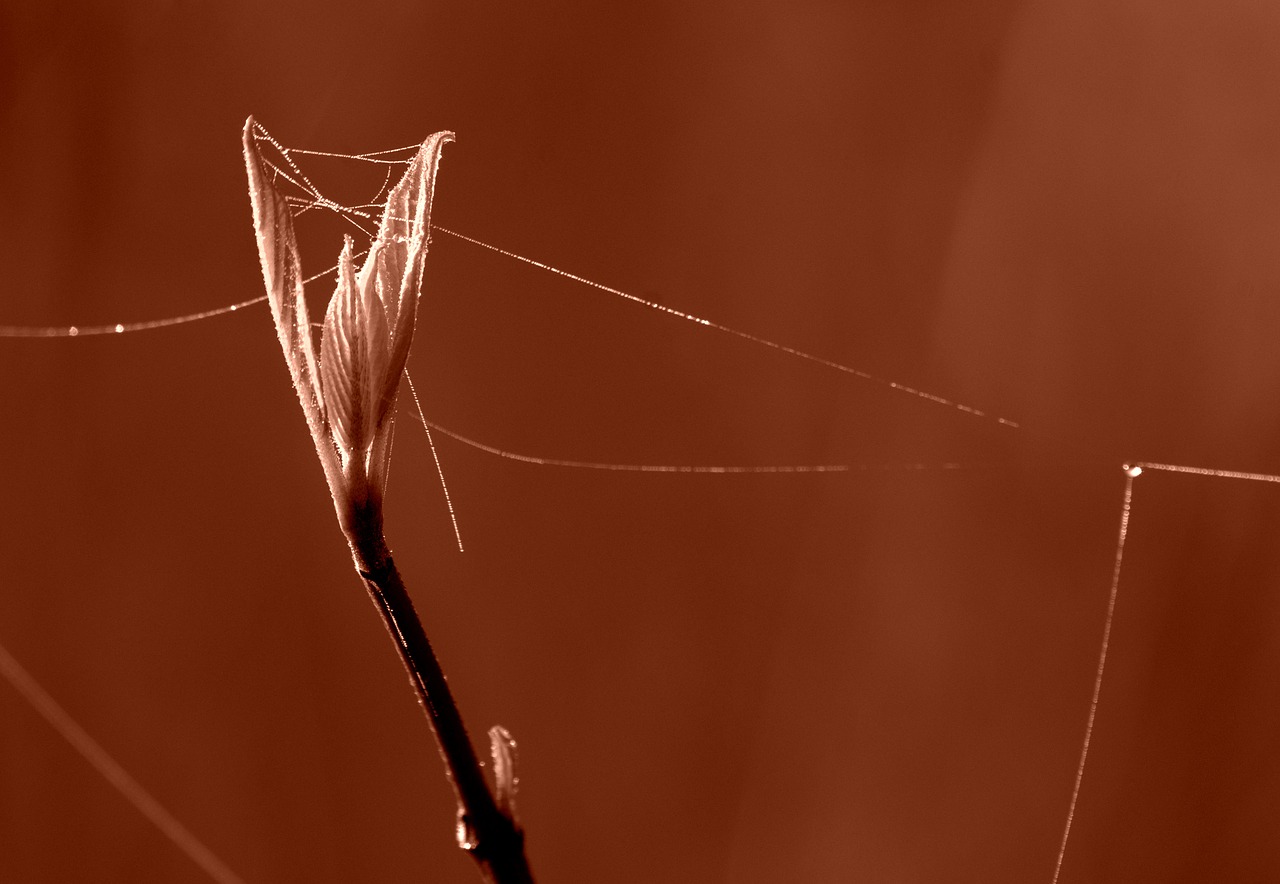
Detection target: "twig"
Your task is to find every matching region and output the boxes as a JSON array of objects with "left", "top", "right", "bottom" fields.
[{"left": 356, "top": 537, "right": 533, "bottom": 884}]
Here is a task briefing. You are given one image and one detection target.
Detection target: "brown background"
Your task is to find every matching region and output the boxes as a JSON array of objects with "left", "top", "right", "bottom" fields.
[{"left": 3, "top": 1, "right": 1280, "bottom": 881}]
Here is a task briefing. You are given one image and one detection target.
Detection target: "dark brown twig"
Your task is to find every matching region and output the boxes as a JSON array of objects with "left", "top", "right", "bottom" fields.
[{"left": 354, "top": 530, "right": 533, "bottom": 884}]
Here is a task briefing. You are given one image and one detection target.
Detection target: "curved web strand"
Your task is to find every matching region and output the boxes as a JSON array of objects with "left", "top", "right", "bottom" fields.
[
  {"left": 0, "top": 296, "right": 267, "bottom": 338},
  {"left": 0, "top": 258, "right": 361, "bottom": 339},
  {"left": 404, "top": 368, "right": 970, "bottom": 475}
]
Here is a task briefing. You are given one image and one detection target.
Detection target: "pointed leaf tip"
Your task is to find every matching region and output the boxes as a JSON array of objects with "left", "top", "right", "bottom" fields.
[{"left": 361, "top": 130, "right": 455, "bottom": 421}]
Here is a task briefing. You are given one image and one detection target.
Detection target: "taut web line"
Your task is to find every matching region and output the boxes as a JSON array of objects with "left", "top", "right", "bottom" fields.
[
  {"left": 430, "top": 225, "right": 1020, "bottom": 429},
  {"left": 1051, "top": 465, "right": 1137, "bottom": 884},
  {"left": 1133, "top": 461, "right": 1280, "bottom": 484},
  {"left": 0, "top": 639, "right": 244, "bottom": 884}
]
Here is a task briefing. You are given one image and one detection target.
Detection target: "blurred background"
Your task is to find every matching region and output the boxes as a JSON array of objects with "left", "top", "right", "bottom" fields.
[{"left": 2, "top": 1, "right": 1280, "bottom": 881}]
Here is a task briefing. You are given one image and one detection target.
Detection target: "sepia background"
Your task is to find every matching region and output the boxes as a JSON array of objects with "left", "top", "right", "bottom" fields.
[{"left": 2, "top": 1, "right": 1280, "bottom": 881}]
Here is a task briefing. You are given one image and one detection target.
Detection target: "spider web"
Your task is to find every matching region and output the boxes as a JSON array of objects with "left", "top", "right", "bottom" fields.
[{"left": 2, "top": 125, "right": 1278, "bottom": 883}]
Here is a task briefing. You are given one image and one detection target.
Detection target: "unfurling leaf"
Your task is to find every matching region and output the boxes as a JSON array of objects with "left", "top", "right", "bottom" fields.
[{"left": 242, "top": 119, "right": 326, "bottom": 438}]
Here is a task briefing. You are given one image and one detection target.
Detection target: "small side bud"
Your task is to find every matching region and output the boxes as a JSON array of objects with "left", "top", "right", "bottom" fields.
[{"left": 488, "top": 725, "right": 519, "bottom": 818}]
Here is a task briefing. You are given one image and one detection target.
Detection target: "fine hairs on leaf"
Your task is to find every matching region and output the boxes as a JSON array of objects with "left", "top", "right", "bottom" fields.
[{"left": 243, "top": 117, "right": 534, "bottom": 884}]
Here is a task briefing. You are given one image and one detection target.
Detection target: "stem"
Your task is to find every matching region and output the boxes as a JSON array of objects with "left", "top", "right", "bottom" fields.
[{"left": 356, "top": 539, "right": 535, "bottom": 884}]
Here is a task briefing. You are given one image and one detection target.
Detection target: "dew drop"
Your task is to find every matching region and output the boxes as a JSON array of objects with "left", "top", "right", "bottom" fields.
[
  {"left": 68, "top": 326, "right": 79, "bottom": 337},
  {"left": 1124, "top": 465, "right": 1143, "bottom": 478},
  {"left": 114, "top": 324, "right": 124, "bottom": 334}
]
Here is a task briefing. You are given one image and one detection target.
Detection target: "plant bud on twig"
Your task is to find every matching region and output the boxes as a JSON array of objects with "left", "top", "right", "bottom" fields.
[
  {"left": 242, "top": 116, "right": 453, "bottom": 565},
  {"left": 242, "top": 118, "right": 534, "bottom": 883}
]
